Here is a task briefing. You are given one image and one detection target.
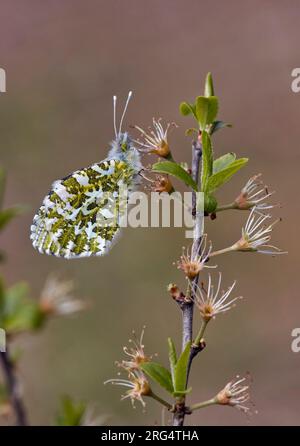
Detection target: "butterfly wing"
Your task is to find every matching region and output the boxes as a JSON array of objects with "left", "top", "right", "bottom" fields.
[{"left": 30, "top": 158, "right": 136, "bottom": 258}]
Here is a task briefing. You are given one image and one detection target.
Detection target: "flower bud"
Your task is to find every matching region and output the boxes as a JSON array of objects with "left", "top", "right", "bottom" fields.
[
  {"left": 167, "top": 283, "right": 184, "bottom": 301},
  {"left": 204, "top": 194, "right": 218, "bottom": 214},
  {"left": 152, "top": 140, "right": 170, "bottom": 158},
  {"left": 154, "top": 175, "right": 174, "bottom": 194}
]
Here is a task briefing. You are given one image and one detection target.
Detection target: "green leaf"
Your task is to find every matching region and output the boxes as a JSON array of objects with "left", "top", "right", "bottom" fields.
[
  {"left": 207, "top": 158, "right": 249, "bottom": 193},
  {"left": 172, "top": 387, "right": 192, "bottom": 396},
  {"left": 4, "top": 303, "right": 43, "bottom": 333},
  {"left": 168, "top": 338, "right": 177, "bottom": 385},
  {"left": 196, "top": 193, "right": 218, "bottom": 214},
  {"left": 5, "top": 282, "right": 29, "bottom": 310},
  {"left": 56, "top": 396, "right": 86, "bottom": 426},
  {"left": 152, "top": 161, "right": 198, "bottom": 191},
  {"left": 206, "top": 97, "right": 219, "bottom": 125},
  {"left": 201, "top": 131, "right": 213, "bottom": 191},
  {"left": 195, "top": 96, "right": 208, "bottom": 130},
  {"left": 213, "top": 153, "right": 236, "bottom": 174},
  {"left": 179, "top": 162, "right": 189, "bottom": 172},
  {"left": 195, "top": 96, "right": 218, "bottom": 130},
  {"left": 204, "top": 193, "right": 218, "bottom": 214},
  {"left": 173, "top": 341, "right": 191, "bottom": 394},
  {"left": 1, "top": 282, "right": 44, "bottom": 334},
  {"left": 140, "top": 362, "right": 174, "bottom": 394},
  {"left": 179, "top": 102, "right": 197, "bottom": 120},
  {"left": 179, "top": 102, "right": 191, "bottom": 116},
  {"left": 210, "top": 120, "right": 232, "bottom": 135},
  {"left": 0, "top": 206, "right": 25, "bottom": 231},
  {"left": 204, "top": 72, "right": 214, "bottom": 97}
]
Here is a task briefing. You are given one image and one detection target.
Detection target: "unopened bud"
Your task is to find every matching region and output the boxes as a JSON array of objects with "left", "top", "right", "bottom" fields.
[
  {"left": 154, "top": 175, "right": 174, "bottom": 194},
  {"left": 167, "top": 283, "right": 184, "bottom": 301}
]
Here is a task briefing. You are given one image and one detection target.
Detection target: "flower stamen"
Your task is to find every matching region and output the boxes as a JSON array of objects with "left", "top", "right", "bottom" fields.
[
  {"left": 193, "top": 273, "right": 242, "bottom": 322},
  {"left": 235, "top": 174, "right": 278, "bottom": 214},
  {"left": 176, "top": 234, "right": 216, "bottom": 280},
  {"left": 216, "top": 375, "right": 253, "bottom": 414},
  {"left": 132, "top": 118, "right": 177, "bottom": 158}
]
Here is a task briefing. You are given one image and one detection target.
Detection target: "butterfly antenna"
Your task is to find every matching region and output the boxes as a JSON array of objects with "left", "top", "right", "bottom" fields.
[
  {"left": 118, "top": 91, "right": 133, "bottom": 135},
  {"left": 113, "top": 95, "right": 118, "bottom": 138}
]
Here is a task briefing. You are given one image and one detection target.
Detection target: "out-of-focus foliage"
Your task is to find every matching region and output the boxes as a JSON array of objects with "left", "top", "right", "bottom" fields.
[
  {"left": 0, "top": 280, "right": 44, "bottom": 335},
  {"left": 0, "top": 167, "right": 26, "bottom": 235},
  {"left": 0, "top": 383, "right": 11, "bottom": 418},
  {"left": 0, "top": 166, "right": 87, "bottom": 426},
  {"left": 55, "top": 396, "right": 86, "bottom": 426},
  {"left": 0, "top": 167, "right": 44, "bottom": 335}
]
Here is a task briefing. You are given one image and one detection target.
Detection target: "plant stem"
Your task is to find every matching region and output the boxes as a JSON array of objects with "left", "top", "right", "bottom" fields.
[
  {"left": 149, "top": 391, "right": 172, "bottom": 410},
  {"left": 173, "top": 139, "right": 202, "bottom": 427},
  {"left": 0, "top": 346, "right": 28, "bottom": 426},
  {"left": 172, "top": 400, "right": 186, "bottom": 426},
  {"left": 194, "top": 320, "right": 208, "bottom": 347},
  {"left": 185, "top": 139, "right": 204, "bottom": 372},
  {"left": 182, "top": 139, "right": 202, "bottom": 349},
  {"left": 181, "top": 300, "right": 193, "bottom": 351},
  {"left": 216, "top": 202, "right": 237, "bottom": 212},
  {"left": 209, "top": 245, "right": 236, "bottom": 258},
  {"left": 190, "top": 398, "right": 217, "bottom": 412}
]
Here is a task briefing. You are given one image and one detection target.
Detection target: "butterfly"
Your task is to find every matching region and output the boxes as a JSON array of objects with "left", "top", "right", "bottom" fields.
[{"left": 30, "top": 92, "right": 142, "bottom": 259}]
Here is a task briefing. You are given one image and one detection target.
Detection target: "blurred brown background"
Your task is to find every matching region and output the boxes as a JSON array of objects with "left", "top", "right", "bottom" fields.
[{"left": 0, "top": 0, "right": 299, "bottom": 425}]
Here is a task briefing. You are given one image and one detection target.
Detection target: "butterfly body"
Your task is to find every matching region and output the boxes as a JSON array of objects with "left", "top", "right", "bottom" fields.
[{"left": 30, "top": 132, "right": 142, "bottom": 258}]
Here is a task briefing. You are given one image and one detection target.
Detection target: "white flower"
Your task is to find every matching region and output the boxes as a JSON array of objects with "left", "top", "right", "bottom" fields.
[
  {"left": 233, "top": 207, "right": 286, "bottom": 255},
  {"left": 105, "top": 370, "right": 151, "bottom": 408},
  {"left": 133, "top": 118, "right": 176, "bottom": 157},
  {"left": 40, "top": 275, "right": 86, "bottom": 316},
  {"left": 193, "top": 273, "right": 242, "bottom": 322},
  {"left": 216, "top": 375, "right": 252, "bottom": 414},
  {"left": 119, "top": 327, "right": 152, "bottom": 371},
  {"left": 235, "top": 174, "right": 277, "bottom": 213},
  {"left": 176, "top": 234, "right": 216, "bottom": 280}
]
